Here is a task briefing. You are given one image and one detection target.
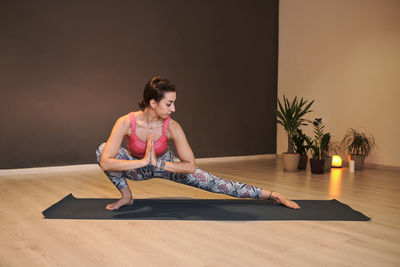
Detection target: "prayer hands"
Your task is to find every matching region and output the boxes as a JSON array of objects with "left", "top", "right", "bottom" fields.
[
  {"left": 150, "top": 139, "right": 157, "bottom": 167},
  {"left": 144, "top": 134, "right": 158, "bottom": 167},
  {"left": 144, "top": 134, "right": 153, "bottom": 165}
]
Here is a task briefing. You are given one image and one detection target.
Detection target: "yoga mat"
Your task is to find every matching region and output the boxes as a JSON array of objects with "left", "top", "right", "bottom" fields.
[{"left": 42, "top": 194, "right": 370, "bottom": 221}]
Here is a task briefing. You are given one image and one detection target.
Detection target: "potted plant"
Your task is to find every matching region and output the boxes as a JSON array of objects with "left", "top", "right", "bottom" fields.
[
  {"left": 277, "top": 95, "right": 314, "bottom": 171},
  {"left": 321, "top": 132, "right": 332, "bottom": 172},
  {"left": 341, "top": 128, "right": 376, "bottom": 170},
  {"left": 292, "top": 129, "right": 312, "bottom": 170},
  {"left": 310, "top": 118, "right": 325, "bottom": 174}
]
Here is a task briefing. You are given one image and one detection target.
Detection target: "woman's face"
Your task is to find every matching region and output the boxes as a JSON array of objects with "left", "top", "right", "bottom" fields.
[{"left": 153, "top": 92, "right": 176, "bottom": 118}]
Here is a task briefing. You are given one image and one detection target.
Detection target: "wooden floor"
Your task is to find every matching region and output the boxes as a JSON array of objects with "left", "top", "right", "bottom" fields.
[{"left": 0, "top": 158, "right": 399, "bottom": 267}]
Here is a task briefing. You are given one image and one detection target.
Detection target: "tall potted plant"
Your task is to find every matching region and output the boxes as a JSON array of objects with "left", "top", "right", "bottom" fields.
[
  {"left": 341, "top": 128, "right": 376, "bottom": 170},
  {"left": 292, "top": 129, "right": 312, "bottom": 170},
  {"left": 310, "top": 118, "right": 325, "bottom": 174},
  {"left": 277, "top": 95, "right": 314, "bottom": 171}
]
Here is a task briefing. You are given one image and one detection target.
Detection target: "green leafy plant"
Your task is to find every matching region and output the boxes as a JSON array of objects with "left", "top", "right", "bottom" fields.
[
  {"left": 310, "top": 118, "right": 325, "bottom": 160},
  {"left": 277, "top": 95, "right": 314, "bottom": 153},
  {"left": 341, "top": 128, "right": 376, "bottom": 156},
  {"left": 321, "top": 132, "right": 331, "bottom": 158},
  {"left": 292, "top": 129, "right": 312, "bottom": 155}
]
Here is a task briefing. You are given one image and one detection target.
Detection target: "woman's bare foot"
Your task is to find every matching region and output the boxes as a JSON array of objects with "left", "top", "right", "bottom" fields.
[
  {"left": 106, "top": 197, "right": 134, "bottom": 210},
  {"left": 270, "top": 192, "right": 300, "bottom": 210}
]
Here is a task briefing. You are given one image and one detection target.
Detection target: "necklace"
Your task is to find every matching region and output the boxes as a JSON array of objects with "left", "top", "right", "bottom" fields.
[
  {"left": 147, "top": 122, "right": 159, "bottom": 134},
  {"left": 144, "top": 115, "right": 161, "bottom": 134},
  {"left": 146, "top": 120, "right": 154, "bottom": 133}
]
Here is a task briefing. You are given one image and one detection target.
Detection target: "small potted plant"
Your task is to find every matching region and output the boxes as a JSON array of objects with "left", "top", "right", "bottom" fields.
[
  {"left": 321, "top": 132, "right": 332, "bottom": 172},
  {"left": 341, "top": 128, "right": 376, "bottom": 170},
  {"left": 310, "top": 118, "right": 325, "bottom": 174},
  {"left": 277, "top": 95, "right": 314, "bottom": 171},
  {"left": 292, "top": 129, "right": 312, "bottom": 170}
]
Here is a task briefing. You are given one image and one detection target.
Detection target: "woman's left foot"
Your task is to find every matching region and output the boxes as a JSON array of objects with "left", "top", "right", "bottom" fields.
[{"left": 270, "top": 192, "right": 300, "bottom": 209}]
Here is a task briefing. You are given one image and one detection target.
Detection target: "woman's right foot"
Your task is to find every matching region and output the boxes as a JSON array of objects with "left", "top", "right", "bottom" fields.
[
  {"left": 106, "top": 197, "right": 134, "bottom": 210},
  {"left": 270, "top": 192, "right": 300, "bottom": 210}
]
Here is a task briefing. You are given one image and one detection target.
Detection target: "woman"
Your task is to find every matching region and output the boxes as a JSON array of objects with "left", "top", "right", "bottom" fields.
[{"left": 96, "top": 77, "right": 300, "bottom": 210}]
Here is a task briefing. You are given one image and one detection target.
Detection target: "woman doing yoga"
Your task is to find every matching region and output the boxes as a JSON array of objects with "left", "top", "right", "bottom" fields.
[{"left": 96, "top": 77, "right": 300, "bottom": 210}]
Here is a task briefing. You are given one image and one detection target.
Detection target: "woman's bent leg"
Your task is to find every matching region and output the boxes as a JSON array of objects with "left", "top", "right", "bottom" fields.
[
  {"left": 96, "top": 143, "right": 130, "bottom": 190},
  {"left": 96, "top": 143, "right": 155, "bottom": 210},
  {"left": 96, "top": 143, "right": 155, "bottom": 188}
]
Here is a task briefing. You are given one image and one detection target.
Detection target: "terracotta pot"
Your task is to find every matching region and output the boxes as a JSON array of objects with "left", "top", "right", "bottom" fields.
[
  {"left": 298, "top": 154, "right": 308, "bottom": 170},
  {"left": 282, "top": 153, "right": 300, "bottom": 172},
  {"left": 310, "top": 158, "right": 325, "bottom": 174}
]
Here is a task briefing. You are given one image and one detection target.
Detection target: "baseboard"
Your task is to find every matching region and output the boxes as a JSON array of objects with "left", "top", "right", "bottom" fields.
[
  {"left": 0, "top": 154, "right": 278, "bottom": 176},
  {"left": 0, "top": 164, "right": 101, "bottom": 176},
  {"left": 195, "top": 154, "right": 277, "bottom": 163},
  {"left": 364, "top": 163, "right": 400, "bottom": 172}
]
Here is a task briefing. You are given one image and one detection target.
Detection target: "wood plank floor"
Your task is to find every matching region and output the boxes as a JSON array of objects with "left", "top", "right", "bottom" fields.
[{"left": 0, "top": 158, "right": 399, "bottom": 267}]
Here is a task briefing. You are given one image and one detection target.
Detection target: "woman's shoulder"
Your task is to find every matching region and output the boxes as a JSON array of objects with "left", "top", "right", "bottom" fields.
[
  {"left": 117, "top": 113, "right": 132, "bottom": 124},
  {"left": 119, "top": 111, "right": 141, "bottom": 123},
  {"left": 167, "top": 118, "right": 185, "bottom": 137},
  {"left": 114, "top": 113, "right": 134, "bottom": 134},
  {"left": 168, "top": 118, "right": 180, "bottom": 130}
]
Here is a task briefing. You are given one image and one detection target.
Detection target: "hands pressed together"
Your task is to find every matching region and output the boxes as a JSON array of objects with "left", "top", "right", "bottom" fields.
[{"left": 143, "top": 134, "right": 158, "bottom": 168}]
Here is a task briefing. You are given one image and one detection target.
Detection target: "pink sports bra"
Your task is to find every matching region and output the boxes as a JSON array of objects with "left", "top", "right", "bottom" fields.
[{"left": 126, "top": 112, "right": 170, "bottom": 158}]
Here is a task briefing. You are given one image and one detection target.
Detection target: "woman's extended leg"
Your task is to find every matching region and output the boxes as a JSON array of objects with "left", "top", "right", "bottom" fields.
[
  {"left": 156, "top": 164, "right": 300, "bottom": 210},
  {"left": 96, "top": 143, "right": 155, "bottom": 210},
  {"left": 157, "top": 167, "right": 262, "bottom": 197}
]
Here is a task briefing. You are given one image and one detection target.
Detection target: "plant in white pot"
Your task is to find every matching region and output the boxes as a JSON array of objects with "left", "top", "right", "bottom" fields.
[
  {"left": 341, "top": 128, "right": 376, "bottom": 170},
  {"left": 277, "top": 95, "right": 314, "bottom": 171}
]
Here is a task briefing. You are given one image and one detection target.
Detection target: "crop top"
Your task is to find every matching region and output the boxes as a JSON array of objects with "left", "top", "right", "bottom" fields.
[{"left": 126, "top": 112, "right": 170, "bottom": 158}]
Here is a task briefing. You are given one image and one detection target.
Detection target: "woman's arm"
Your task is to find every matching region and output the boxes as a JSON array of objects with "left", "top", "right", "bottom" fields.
[
  {"left": 163, "top": 120, "right": 196, "bottom": 174},
  {"left": 99, "top": 115, "right": 152, "bottom": 171}
]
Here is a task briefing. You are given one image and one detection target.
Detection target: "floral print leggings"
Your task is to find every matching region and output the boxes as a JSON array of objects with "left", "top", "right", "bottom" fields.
[{"left": 96, "top": 143, "right": 263, "bottom": 199}]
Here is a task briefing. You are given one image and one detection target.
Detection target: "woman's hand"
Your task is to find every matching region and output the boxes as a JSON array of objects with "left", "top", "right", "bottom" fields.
[
  {"left": 150, "top": 140, "right": 157, "bottom": 167},
  {"left": 143, "top": 134, "right": 153, "bottom": 165}
]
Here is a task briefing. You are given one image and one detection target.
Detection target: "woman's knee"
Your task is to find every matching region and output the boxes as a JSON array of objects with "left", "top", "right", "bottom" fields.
[{"left": 96, "top": 142, "right": 106, "bottom": 163}]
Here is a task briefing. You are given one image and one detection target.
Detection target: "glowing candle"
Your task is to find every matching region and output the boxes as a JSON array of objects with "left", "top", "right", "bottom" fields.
[{"left": 331, "top": 155, "right": 342, "bottom": 168}]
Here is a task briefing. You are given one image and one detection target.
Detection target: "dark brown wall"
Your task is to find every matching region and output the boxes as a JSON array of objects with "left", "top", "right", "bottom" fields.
[{"left": 0, "top": 0, "right": 279, "bottom": 169}]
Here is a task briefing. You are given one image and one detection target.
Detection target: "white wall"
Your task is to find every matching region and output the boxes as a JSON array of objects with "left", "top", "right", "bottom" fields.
[{"left": 277, "top": 0, "right": 400, "bottom": 167}]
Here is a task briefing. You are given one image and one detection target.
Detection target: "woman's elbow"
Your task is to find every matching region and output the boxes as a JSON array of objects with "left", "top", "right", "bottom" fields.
[{"left": 99, "top": 159, "right": 110, "bottom": 171}]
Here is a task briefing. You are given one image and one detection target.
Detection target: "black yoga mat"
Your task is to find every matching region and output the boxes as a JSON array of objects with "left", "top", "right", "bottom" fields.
[{"left": 42, "top": 194, "right": 370, "bottom": 221}]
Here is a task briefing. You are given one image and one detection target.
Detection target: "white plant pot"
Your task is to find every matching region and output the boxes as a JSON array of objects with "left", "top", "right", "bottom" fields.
[{"left": 282, "top": 153, "right": 300, "bottom": 172}]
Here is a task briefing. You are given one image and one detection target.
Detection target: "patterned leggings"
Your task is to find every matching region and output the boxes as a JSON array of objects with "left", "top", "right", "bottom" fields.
[{"left": 96, "top": 143, "right": 263, "bottom": 199}]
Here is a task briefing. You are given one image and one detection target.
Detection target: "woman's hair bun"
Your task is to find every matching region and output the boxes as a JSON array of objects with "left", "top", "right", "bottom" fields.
[
  {"left": 138, "top": 100, "right": 146, "bottom": 110},
  {"left": 139, "top": 76, "right": 176, "bottom": 111},
  {"left": 152, "top": 77, "right": 161, "bottom": 84}
]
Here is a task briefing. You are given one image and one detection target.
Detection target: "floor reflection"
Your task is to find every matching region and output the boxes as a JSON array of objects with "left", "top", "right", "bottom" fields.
[{"left": 329, "top": 168, "right": 343, "bottom": 199}]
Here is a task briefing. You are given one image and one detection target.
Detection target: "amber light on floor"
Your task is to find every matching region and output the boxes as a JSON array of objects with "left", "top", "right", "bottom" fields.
[
  {"left": 332, "top": 155, "right": 342, "bottom": 168},
  {"left": 329, "top": 168, "right": 343, "bottom": 199}
]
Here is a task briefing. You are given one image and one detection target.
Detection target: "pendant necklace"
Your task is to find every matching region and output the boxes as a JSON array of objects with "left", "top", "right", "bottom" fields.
[{"left": 147, "top": 120, "right": 153, "bottom": 134}]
